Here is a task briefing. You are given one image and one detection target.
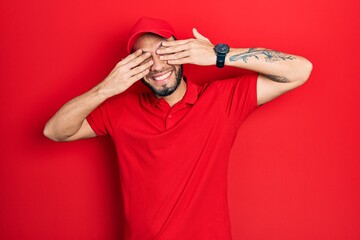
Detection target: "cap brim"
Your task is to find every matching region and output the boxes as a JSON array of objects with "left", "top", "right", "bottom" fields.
[{"left": 127, "top": 29, "right": 174, "bottom": 53}]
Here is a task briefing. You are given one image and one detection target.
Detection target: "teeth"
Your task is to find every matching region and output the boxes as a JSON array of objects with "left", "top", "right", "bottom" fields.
[{"left": 153, "top": 71, "right": 172, "bottom": 81}]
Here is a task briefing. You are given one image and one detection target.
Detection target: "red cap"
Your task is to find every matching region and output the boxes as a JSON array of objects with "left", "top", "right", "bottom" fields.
[{"left": 127, "top": 17, "right": 177, "bottom": 53}]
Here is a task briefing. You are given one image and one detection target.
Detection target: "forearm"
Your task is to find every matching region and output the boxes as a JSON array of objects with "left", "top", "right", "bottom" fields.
[
  {"left": 44, "top": 50, "right": 153, "bottom": 141},
  {"left": 226, "top": 48, "right": 312, "bottom": 83},
  {"left": 44, "top": 85, "right": 108, "bottom": 141}
]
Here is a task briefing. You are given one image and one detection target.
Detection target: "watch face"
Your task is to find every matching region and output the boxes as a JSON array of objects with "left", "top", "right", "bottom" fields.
[{"left": 215, "top": 44, "right": 229, "bottom": 54}]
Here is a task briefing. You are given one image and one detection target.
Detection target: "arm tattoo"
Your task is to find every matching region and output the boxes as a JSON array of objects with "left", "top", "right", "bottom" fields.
[
  {"left": 263, "top": 74, "right": 290, "bottom": 83},
  {"left": 229, "top": 48, "right": 296, "bottom": 63}
]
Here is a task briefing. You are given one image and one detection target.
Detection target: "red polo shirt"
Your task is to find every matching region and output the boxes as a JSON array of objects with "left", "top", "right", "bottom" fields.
[{"left": 87, "top": 73, "right": 258, "bottom": 240}]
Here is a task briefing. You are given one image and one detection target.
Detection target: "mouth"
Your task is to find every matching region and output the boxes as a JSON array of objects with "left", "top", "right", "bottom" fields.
[{"left": 148, "top": 70, "right": 173, "bottom": 85}]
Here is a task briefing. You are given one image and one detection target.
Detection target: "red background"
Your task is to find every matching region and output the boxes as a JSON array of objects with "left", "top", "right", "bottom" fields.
[{"left": 1, "top": 0, "right": 359, "bottom": 239}]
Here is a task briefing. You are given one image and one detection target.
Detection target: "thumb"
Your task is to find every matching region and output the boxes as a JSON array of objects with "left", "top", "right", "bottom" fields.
[{"left": 193, "top": 28, "right": 211, "bottom": 42}]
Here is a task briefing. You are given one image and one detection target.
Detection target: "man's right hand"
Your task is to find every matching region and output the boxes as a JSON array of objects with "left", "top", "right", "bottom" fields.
[
  {"left": 98, "top": 49, "right": 153, "bottom": 98},
  {"left": 44, "top": 49, "right": 153, "bottom": 142}
]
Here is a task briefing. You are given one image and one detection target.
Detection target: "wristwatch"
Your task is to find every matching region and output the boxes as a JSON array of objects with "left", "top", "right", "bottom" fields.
[{"left": 214, "top": 44, "right": 230, "bottom": 68}]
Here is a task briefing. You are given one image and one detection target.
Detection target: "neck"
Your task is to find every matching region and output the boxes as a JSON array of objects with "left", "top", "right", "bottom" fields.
[{"left": 157, "top": 78, "right": 187, "bottom": 107}]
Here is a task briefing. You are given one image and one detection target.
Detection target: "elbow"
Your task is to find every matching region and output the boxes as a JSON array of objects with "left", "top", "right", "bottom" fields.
[
  {"left": 43, "top": 123, "right": 63, "bottom": 142},
  {"left": 43, "top": 125, "right": 57, "bottom": 141},
  {"left": 303, "top": 58, "right": 313, "bottom": 82},
  {"left": 289, "top": 58, "right": 313, "bottom": 86},
  {"left": 299, "top": 58, "right": 313, "bottom": 84}
]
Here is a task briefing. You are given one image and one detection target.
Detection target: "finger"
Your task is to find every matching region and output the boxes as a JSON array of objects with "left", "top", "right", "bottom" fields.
[
  {"left": 193, "top": 28, "right": 211, "bottom": 42},
  {"left": 119, "top": 49, "right": 143, "bottom": 66},
  {"left": 110, "top": 50, "right": 148, "bottom": 76},
  {"left": 127, "top": 52, "right": 152, "bottom": 69},
  {"left": 157, "top": 44, "right": 189, "bottom": 55},
  {"left": 167, "top": 57, "right": 191, "bottom": 65},
  {"left": 159, "top": 51, "right": 190, "bottom": 61},
  {"left": 161, "top": 39, "right": 191, "bottom": 47},
  {"left": 128, "top": 68, "right": 150, "bottom": 83},
  {"left": 129, "top": 59, "right": 153, "bottom": 77}
]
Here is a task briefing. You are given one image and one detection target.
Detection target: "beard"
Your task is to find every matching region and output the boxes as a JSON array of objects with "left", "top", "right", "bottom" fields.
[{"left": 142, "top": 65, "right": 183, "bottom": 97}]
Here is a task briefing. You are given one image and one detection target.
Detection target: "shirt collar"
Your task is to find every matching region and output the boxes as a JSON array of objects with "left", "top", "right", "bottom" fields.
[{"left": 182, "top": 78, "right": 198, "bottom": 105}]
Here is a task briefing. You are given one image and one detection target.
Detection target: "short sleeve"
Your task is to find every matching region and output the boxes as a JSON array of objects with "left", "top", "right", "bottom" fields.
[
  {"left": 214, "top": 72, "right": 259, "bottom": 127},
  {"left": 86, "top": 94, "right": 127, "bottom": 136}
]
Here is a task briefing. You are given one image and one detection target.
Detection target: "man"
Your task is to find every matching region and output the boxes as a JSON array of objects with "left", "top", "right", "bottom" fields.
[{"left": 44, "top": 17, "right": 312, "bottom": 239}]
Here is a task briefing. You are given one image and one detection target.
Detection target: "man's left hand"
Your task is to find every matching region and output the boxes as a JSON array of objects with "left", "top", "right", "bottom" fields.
[{"left": 157, "top": 28, "right": 216, "bottom": 66}]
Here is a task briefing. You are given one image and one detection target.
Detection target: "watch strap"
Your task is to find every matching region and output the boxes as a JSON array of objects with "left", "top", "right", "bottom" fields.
[{"left": 216, "top": 53, "right": 226, "bottom": 68}]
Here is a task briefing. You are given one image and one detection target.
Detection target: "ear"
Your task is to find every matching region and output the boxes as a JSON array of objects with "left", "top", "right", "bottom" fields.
[{"left": 192, "top": 28, "right": 211, "bottom": 43}]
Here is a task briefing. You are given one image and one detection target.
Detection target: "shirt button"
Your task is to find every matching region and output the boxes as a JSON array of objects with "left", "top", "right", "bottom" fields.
[{"left": 168, "top": 115, "right": 172, "bottom": 118}]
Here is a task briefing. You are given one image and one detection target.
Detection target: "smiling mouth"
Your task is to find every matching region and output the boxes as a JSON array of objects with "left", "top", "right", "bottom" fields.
[{"left": 149, "top": 71, "right": 173, "bottom": 84}]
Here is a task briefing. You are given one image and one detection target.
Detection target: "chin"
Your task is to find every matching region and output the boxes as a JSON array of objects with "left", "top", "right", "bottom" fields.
[{"left": 143, "top": 65, "right": 183, "bottom": 97}]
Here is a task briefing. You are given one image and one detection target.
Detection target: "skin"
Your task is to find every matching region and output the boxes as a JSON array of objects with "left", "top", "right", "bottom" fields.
[
  {"left": 43, "top": 49, "right": 154, "bottom": 141},
  {"left": 157, "top": 28, "right": 313, "bottom": 105},
  {"left": 133, "top": 34, "right": 187, "bottom": 106},
  {"left": 43, "top": 28, "right": 312, "bottom": 142}
]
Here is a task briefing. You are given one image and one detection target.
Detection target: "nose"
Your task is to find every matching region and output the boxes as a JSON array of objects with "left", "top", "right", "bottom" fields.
[{"left": 150, "top": 54, "right": 166, "bottom": 72}]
